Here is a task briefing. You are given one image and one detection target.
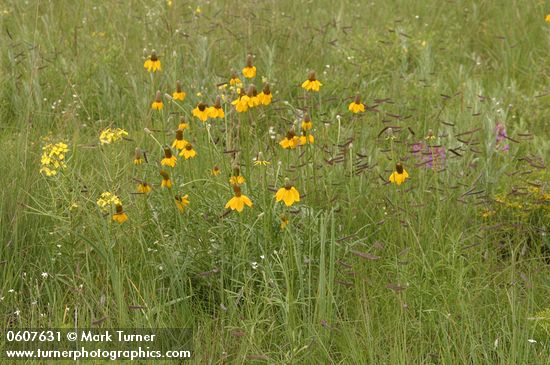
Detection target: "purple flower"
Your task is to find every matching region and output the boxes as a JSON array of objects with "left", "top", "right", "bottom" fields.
[
  {"left": 411, "top": 142, "right": 446, "bottom": 169},
  {"left": 495, "top": 122, "right": 509, "bottom": 152}
]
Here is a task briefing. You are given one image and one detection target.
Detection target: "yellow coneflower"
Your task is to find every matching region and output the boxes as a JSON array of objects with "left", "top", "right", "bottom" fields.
[
  {"left": 301, "top": 70, "right": 322, "bottom": 92},
  {"left": 546, "top": 14, "right": 550, "bottom": 22},
  {"left": 425, "top": 129, "right": 436, "bottom": 141},
  {"left": 172, "top": 80, "right": 186, "bottom": 101},
  {"left": 112, "top": 204, "right": 128, "bottom": 224},
  {"left": 253, "top": 152, "right": 270, "bottom": 166},
  {"left": 137, "top": 182, "right": 152, "bottom": 194},
  {"left": 151, "top": 90, "right": 163, "bottom": 110},
  {"left": 207, "top": 96, "right": 225, "bottom": 118},
  {"left": 258, "top": 82, "right": 272, "bottom": 106},
  {"left": 172, "top": 129, "right": 187, "bottom": 150},
  {"left": 229, "top": 71, "right": 242, "bottom": 87},
  {"left": 299, "top": 133, "right": 315, "bottom": 145},
  {"left": 161, "top": 147, "right": 177, "bottom": 167},
  {"left": 134, "top": 147, "right": 145, "bottom": 165},
  {"left": 229, "top": 167, "right": 245, "bottom": 185},
  {"left": 234, "top": 90, "right": 250, "bottom": 112},
  {"left": 389, "top": 162, "right": 410, "bottom": 186},
  {"left": 225, "top": 185, "right": 253, "bottom": 212},
  {"left": 280, "top": 215, "right": 289, "bottom": 230},
  {"left": 179, "top": 142, "right": 197, "bottom": 159},
  {"left": 160, "top": 170, "right": 172, "bottom": 188},
  {"left": 348, "top": 94, "right": 365, "bottom": 113},
  {"left": 211, "top": 166, "right": 221, "bottom": 176},
  {"left": 279, "top": 130, "right": 300, "bottom": 149},
  {"left": 232, "top": 89, "right": 250, "bottom": 112},
  {"left": 178, "top": 117, "right": 189, "bottom": 131},
  {"left": 246, "top": 84, "right": 260, "bottom": 107},
  {"left": 242, "top": 54, "right": 256, "bottom": 79},
  {"left": 144, "top": 50, "right": 161, "bottom": 72},
  {"left": 301, "top": 113, "right": 313, "bottom": 131},
  {"left": 175, "top": 194, "right": 190, "bottom": 212},
  {"left": 192, "top": 102, "right": 209, "bottom": 122},
  {"left": 275, "top": 178, "right": 300, "bottom": 206}
]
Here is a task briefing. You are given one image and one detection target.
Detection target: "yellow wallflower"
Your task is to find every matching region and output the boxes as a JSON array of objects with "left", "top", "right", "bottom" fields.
[
  {"left": 225, "top": 185, "right": 253, "bottom": 212},
  {"left": 258, "top": 83, "right": 272, "bottom": 105},
  {"left": 96, "top": 192, "right": 122, "bottom": 210},
  {"left": 192, "top": 102, "right": 209, "bottom": 122},
  {"left": 40, "top": 141, "right": 69, "bottom": 176},
  {"left": 151, "top": 90, "right": 163, "bottom": 110},
  {"left": 160, "top": 170, "right": 172, "bottom": 188},
  {"left": 144, "top": 50, "right": 161, "bottom": 72},
  {"left": 275, "top": 179, "right": 300, "bottom": 206},
  {"left": 242, "top": 54, "right": 256, "bottom": 78},
  {"left": 137, "top": 182, "right": 152, "bottom": 194},
  {"left": 301, "top": 70, "right": 322, "bottom": 91},
  {"left": 175, "top": 194, "right": 190, "bottom": 212},
  {"left": 99, "top": 128, "right": 128, "bottom": 145},
  {"left": 112, "top": 204, "right": 128, "bottom": 224},
  {"left": 389, "top": 163, "right": 410, "bottom": 185},
  {"left": 348, "top": 94, "right": 365, "bottom": 113},
  {"left": 172, "top": 130, "right": 187, "bottom": 150},
  {"left": 280, "top": 131, "right": 300, "bottom": 149},
  {"left": 179, "top": 143, "right": 197, "bottom": 159},
  {"left": 172, "top": 80, "right": 186, "bottom": 101},
  {"left": 161, "top": 147, "right": 177, "bottom": 167}
]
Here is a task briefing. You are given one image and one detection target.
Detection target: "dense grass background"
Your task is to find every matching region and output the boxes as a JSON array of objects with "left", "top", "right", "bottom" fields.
[{"left": 1, "top": 0, "right": 549, "bottom": 363}]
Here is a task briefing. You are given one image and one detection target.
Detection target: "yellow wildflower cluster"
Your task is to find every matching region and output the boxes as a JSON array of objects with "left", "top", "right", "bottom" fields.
[
  {"left": 96, "top": 192, "right": 122, "bottom": 210},
  {"left": 97, "top": 49, "right": 414, "bottom": 226},
  {"left": 96, "top": 192, "right": 128, "bottom": 223},
  {"left": 99, "top": 128, "right": 128, "bottom": 145},
  {"left": 40, "top": 141, "right": 69, "bottom": 176}
]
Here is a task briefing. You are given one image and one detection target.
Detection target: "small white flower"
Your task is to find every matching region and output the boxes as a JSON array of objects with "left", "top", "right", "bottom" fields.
[
  {"left": 260, "top": 255, "right": 265, "bottom": 260},
  {"left": 528, "top": 339, "right": 537, "bottom": 344},
  {"left": 41, "top": 272, "right": 49, "bottom": 279},
  {"left": 14, "top": 310, "right": 20, "bottom": 316},
  {"left": 251, "top": 262, "right": 258, "bottom": 269}
]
